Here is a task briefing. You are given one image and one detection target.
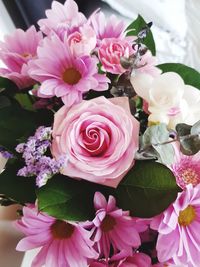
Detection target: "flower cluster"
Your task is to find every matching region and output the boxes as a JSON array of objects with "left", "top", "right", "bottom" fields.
[
  {"left": 16, "top": 126, "right": 66, "bottom": 187},
  {"left": 1, "top": 0, "right": 200, "bottom": 267}
]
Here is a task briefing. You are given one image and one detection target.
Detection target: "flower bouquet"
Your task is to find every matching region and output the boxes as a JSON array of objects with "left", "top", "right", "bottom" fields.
[{"left": 1, "top": 1, "right": 200, "bottom": 266}]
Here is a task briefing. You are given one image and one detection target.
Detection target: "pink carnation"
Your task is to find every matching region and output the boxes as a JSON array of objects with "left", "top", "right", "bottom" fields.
[
  {"left": 38, "top": 0, "right": 86, "bottom": 36},
  {"left": 98, "top": 38, "right": 134, "bottom": 74},
  {"left": 91, "top": 192, "right": 142, "bottom": 260},
  {"left": 51, "top": 96, "right": 139, "bottom": 188},
  {"left": 15, "top": 204, "right": 98, "bottom": 267},
  {"left": 0, "top": 26, "right": 42, "bottom": 89},
  {"left": 29, "top": 35, "right": 109, "bottom": 106},
  {"left": 151, "top": 184, "right": 200, "bottom": 267}
]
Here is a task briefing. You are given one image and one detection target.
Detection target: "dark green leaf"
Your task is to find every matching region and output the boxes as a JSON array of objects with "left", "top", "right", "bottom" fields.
[
  {"left": 116, "top": 161, "right": 180, "bottom": 218},
  {"left": 126, "top": 15, "right": 156, "bottom": 55},
  {"left": 37, "top": 175, "right": 98, "bottom": 221},
  {"left": 176, "top": 123, "right": 191, "bottom": 137},
  {"left": 0, "top": 102, "right": 36, "bottom": 150},
  {"left": 0, "top": 96, "right": 11, "bottom": 109},
  {"left": 179, "top": 135, "right": 200, "bottom": 155},
  {"left": 158, "top": 63, "right": 200, "bottom": 90},
  {"left": 0, "top": 162, "right": 36, "bottom": 204}
]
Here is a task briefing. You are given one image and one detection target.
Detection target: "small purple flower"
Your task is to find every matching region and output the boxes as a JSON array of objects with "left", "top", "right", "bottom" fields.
[{"left": 16, "top": 126, "right": 65, "bottom": 187}]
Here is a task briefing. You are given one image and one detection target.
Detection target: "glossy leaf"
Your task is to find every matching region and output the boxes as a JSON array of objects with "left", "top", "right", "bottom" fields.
[{"left": 116, "top": 161, "right": 180, "bottom": 218}]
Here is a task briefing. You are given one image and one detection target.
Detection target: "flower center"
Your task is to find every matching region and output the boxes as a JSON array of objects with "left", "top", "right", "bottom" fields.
[
  {"left": 178, "top": 205, "right": 196, "bottom": 227},
  {"left": 181, "top": 168, "right": 200, "bottom": 186},
  {"left": 51, "top": 220, "right": 75, "bottom": 239},
  {"left": 62, "top": 68, "right": 81, "bottom": 85},
  {"left": 101, "top": 215, "right": 116, "bottom": 232}
]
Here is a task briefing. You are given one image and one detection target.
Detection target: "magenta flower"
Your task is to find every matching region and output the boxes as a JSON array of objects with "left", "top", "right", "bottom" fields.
[
  {"left": 0, "top": 26, "right": 42, "bottom": 89},
  {"left": 91, "top": 192, "right": 142, "bottom": 260},
  {"left": 151, "top": 184, "right": 200, "bottom": 267},
  {"left": 15, "top": 204, "right": 98, "bottom": 267},
  {"left": 89, "top": 10, "right": 125, "bottom": 45},
  {"left": 38, "top": 0, "right": 86, "bottom": 36},
  {"left": 171, "top": 145, "right": 200, "bottom": 189},
  {"left": 29, "top": 35, "right": 109, "bottom": 106}
]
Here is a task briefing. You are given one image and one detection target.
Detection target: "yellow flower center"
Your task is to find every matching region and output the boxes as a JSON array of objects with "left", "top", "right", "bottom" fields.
[
  {"left": 62, "top": 68, "right": 81, "bottom": 85},
  {"left": 101, "top": 215, "right": 116, "bottom": 232},
  {"left": 50, "top": 220, "right": 75, "bottom": 239},
  {"left": 181, "top": 168, "right": 199, "bottom": 186},
  {"left": 178, "top": 205, "right": 196, "bottom": 227}
]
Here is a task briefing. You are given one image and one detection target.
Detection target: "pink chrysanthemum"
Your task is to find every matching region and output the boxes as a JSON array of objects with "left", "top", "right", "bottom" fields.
[
  {"left": 91, "top": 192, "right": 143, "bottom": 260},
  {"left": 15, "top": 204, "right": 98, "bottom": 267},
  {"left": 29, "top": 35, "right": 110, "bottom": 106},
  {"left": 38, "top": 0, "right": 86, "bottom": 36},
  {"left": 89, "top": 10, "right": 125, "bottom": 46},
  {"left": 151, "top": 184, "right": 200, "bottom": 267},
  {"left": 171, "top": 145, "right": 200, "bottom": 189},
  {"left": 0, "top": 26, "right": 43, "bottom": 89}
]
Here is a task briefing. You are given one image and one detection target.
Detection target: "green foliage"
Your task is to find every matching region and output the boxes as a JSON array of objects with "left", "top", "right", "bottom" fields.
[
  {"left": 0, "top": 162, "right": 36, "bottom": 204},
  {"left": 37, "top": 175, "right": 106, "bottom": 221},
  {"left": 116, "top": 161, "right": 180, "bottom": 218},
  {"left": 37, "top": 160, "right": 180, "bottom": 221},
  {"left": 139, "top": 123, "right": 175, "bottom": 164},
  {"left": 158, "top": 63, "right": 200, "bottom": 90},
  {"left": 126, "top": 15, "right": 156, "bottom": 55},
  {"left": 176, "top": 121, "right": 200, "bottom": 155},
  {"left": 0, "top": 101, "right": 36, "bottom": 151}
]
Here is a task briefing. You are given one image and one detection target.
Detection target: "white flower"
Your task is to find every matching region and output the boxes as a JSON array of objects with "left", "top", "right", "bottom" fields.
[{"left": 131, "top": 72, "right": 200, "bottom": 128}]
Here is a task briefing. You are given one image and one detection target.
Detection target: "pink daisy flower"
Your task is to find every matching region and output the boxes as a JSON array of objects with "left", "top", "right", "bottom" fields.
[
  {"left": 171, "top": 145, "right": 200, "bottom": 189},
  {"left": 29, "top": 35, "right": 110, "bottom": 106},
  {"left": 38, "top": 0, "right": 86, "bottom": 36},
  {"left": 89, "top": 10, "right": 125, "bottom": 46},
  {"left": 15, "top": 204, "right": 98, "bottom": 267},
  {"left": 91, "top": 192, "right": 143, "bottom": 261},
  {"left": 151, "top": 184, "right": 200, "bottom": 267},
  {"left": 0, "top": 26, "right": 43, "bottom": 89}
]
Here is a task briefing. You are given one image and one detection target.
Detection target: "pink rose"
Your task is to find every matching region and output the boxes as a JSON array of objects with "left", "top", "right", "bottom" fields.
[
  {"left": 98, "top": 38, "right": 133, "bottom": 74},
  {"left": 51, "top": 96, "right": 139, "bottom": 188}
]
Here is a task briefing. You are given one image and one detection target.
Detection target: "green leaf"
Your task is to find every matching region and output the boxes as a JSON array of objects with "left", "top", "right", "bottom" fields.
[
  {"left": 176, "top": 123, "right": 191, "bottom": 137},
  {"left": 179, "top": 135, "right": 200, "bottom": 156},
  {"left": 0, "top": 77, "right": 16, "bottom": 90},
  {"left": 15, "top": 93, "right": 34, "bottom": 111},
  {"left": 0, "top": 102, "right": 36, "bottom": 150},
  {"left": 126, "top": 15, "right": 156, "bottom": 55},
  {"left": 37, "top": 175, "right": 99, "bottom": 221},
  {"left": 0, "top": 96, "right": 11, "bottom": 109},
  {"left": 158, "top": 63, "right": 200, "bottom": 90},
  {"left": 116, "top": 161, "right": 180, "bottom": 218},
  {"left": 0, "top": 162, "right": 36, "bottom": 204},
  {"left": 142, "top": 123, "right": 174, "bottom": 164}
]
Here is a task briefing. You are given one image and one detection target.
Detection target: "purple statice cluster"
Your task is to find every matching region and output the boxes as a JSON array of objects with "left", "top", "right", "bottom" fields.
[{"left": 15, "top": 126, "right": 66, "bottom": 187}]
